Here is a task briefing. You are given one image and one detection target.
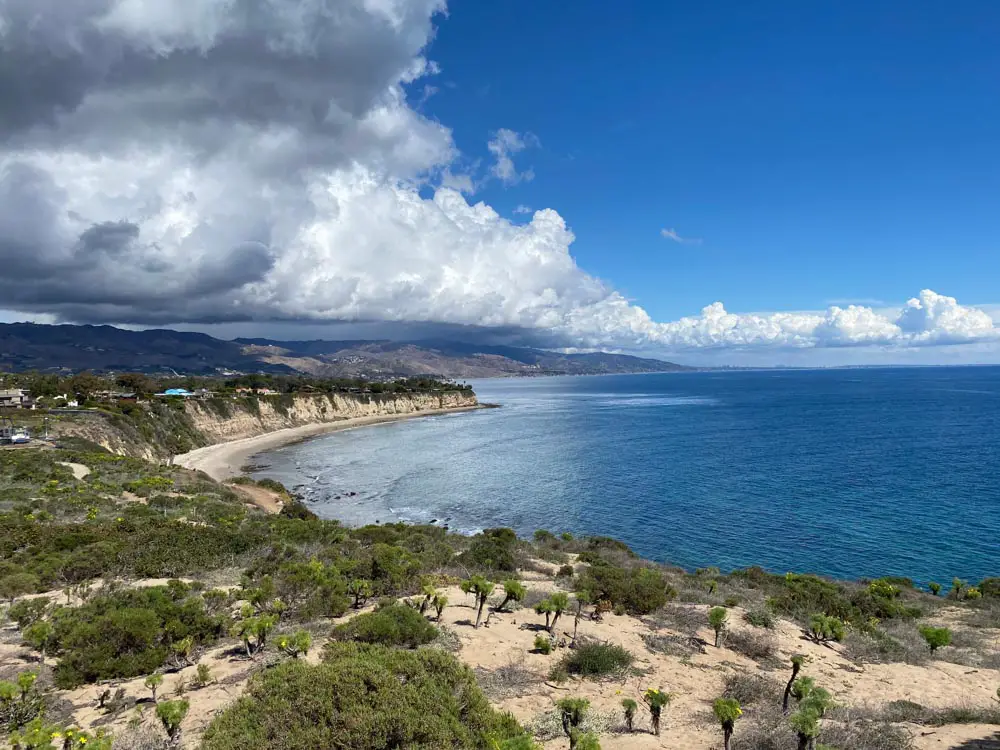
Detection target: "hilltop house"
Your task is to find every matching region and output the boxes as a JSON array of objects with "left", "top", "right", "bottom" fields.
[{"left": 0, "top": 389, "right": 28, "bottom": 408}]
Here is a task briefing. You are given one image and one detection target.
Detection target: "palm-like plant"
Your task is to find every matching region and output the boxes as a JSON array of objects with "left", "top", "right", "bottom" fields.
[
  {"left": 144, "top": 673, "right": 163, "bottom": 702},
  {"left": 497, "top": 580, "right": 527, "bottom": 612},
  {"left": 535, "top": 599, "right": 555, "bottom": 630},
  {"left": 783, "top": 654, "right": 806, "bottom": 713},
  {"left": 713, "top": 697, "right": 742, "bottom": 750},
  {"left": 549, "top": 592, "right": 570, "bottom": 634},
  {"left": 156, "top": 698, "right": 190, "bottom": 749},
  {"left": 419, "top": 583, "right": 438, "bottom": 615},
  {"left": 348, "top": 578, "right": 373, "bottom": 609},
  {"left": 788, "top": 682, "right": 834, "bottom": 750},
  {"left": 556, "top": 696, "right": 589, "bottom": 742},
  {"left": 433, "top": 593, "right": 448, "bottom": 621},
  {"left": 642, "top": 688, "right": 671, "bottom": 736},
  {"left": 461, "top": 575, "right": 495, "bottom": 629},
  {"left": 708, "top": 606, "right": 728, "bottom": 647},
  {"left": 621, "top": 698, "right": 637, "bottom": 732}
]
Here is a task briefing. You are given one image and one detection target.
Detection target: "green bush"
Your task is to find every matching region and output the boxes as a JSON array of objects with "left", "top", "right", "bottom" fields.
[
  {"left": 330, "top": 602, "right": 437, "bottom": 648},
  {"left": 743, "top": 607, "right": 776, "bottom": 629},
  {"left": 47, "top": 585, "right": 224, "bottom": 688},
  {"left": 555, "top": 642, "right": 634, "bottom": 679},
  {"left": 458, "top": 528, "right": 518, "bottom": 573},
  {"left": 575, "top": 564, "right": 673, "bottom": 615},
  {"left": 533, "top": 634, "right": 552, "bottom": 655},
  {"left": 202, "top": 643, "right": 531, "bottom": 749},
  {"left": 808, "top": 613, "right": 846, "bottom": 644},
  {"left": 918, "top": 625, "right": 952, "bottom": 654}
]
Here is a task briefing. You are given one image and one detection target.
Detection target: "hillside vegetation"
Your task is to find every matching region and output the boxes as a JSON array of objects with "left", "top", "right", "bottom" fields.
[{"left": 0, "top": 447, "right": 998, "bottom": 749}]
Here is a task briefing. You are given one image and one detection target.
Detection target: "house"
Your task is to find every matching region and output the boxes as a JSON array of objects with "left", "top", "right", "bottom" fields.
[
  {"left": 234, "top": 387, "right": 254, "bottom": 396},
  {"left": 194, "top": 388, "right": 217, "bottom": 400},
  {"left": 157, "top": 388, "right": 195, "bottom": 398},
  {"left": 0, "top": 389, "right": 27, "bottom": 408},
  {"left": 255, "top": 388, "right": 280, "bottom": 396}
]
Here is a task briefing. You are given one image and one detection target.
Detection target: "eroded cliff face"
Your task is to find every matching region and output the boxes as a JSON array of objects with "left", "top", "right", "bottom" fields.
[
  {"left": 55, "top": 391, "right": 478, "bottom": 459},
  {"left": 185, "top": 391, "right": 478, "bottom": 444}
]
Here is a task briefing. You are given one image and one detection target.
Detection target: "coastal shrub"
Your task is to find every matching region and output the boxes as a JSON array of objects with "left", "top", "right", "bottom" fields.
[
  {"left": 330, "top": 602, "right": 437, "bottom": 648},
  {"left": 201, "top": 644, "right": 532, "bottom": 750},
  {"left": 807, "top": 613, "right": 846, "bottom": 644},
  {"left": 725, "top": 628, "right": 778, "bottom": 662},
  {"left": 47, "top": 585, "right": 224, "bottom": 688},
  {"left": 1, "top": 671, "right": 45, "bottom": 733},
  {"left": 743, "top": 607, "right": 777, "bottom": 629},
  {"left": 556, "top": 642, "right": 634, "bottom": 679},
  {"left": 575, "top": 564, "right": 673, "bottom": 615},
  {"left": 918, "top": 625, "right": 952, "bottom": 654},
  {"left": 458, "top": 528, "right": 518, "bottom": 573},
  {"left": 533, "top": 634, "right": 553, "bottom": 654},
  {"left": 979, "top": 578, "right": 1000, "bottom": 598},
  {"left": 723, "top": 673, "right": 783, "bottom": 707}
]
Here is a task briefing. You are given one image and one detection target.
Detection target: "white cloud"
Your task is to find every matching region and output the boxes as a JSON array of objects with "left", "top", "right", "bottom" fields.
[
  {"left": 487, "top": 128, "right": 537, "bottom": 186},
  {"left": 0, "top": 1, "right": 997, "bottom": 362},
  {"left": 660, "top": 227, "right": 702, "bottom": 245}
]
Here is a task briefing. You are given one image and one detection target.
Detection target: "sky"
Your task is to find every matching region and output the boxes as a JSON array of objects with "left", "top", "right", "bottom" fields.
[{"left": 1, "top": 0, "right": 999, "bottom": 366}]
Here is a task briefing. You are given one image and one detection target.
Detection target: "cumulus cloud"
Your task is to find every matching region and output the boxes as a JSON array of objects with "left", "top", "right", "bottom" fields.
[
  {"left": 0, "top": 1, "right": 997, "bottom": 358},
  {"left": 660, "top": 228, "right": 702, "bottom": 245},
  {"left": 487, "top": 128, "right": 537, "bottom": 186}
]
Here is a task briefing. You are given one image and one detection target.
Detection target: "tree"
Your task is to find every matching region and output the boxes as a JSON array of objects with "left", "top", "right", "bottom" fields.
[
  {"left": 230, "top": 610, "right": 277, "bottom": 657},
  {"left": 348, "top": 579, "right": 373, "bottom": 609},
  {"left": 497, "top": 580, "right": 527, "bottom": 612},
  {"left": 116, "top": 373, "right": 155, "bottom": 395},
  {"left": 928, "top": 581, "right": 942, "bottom": 596},
  {"left": 807, "top": 614, "right": 845, "bottom": 644},
  {"left": 144, "top": 673, "right": 164, "bottom": 702},
  {"left": 621, "top": 698, "right": 637, "bottom": 732},
  {"left": 783, "top": 654, "right": 807, "bottom": 713},
  {"left": 156, "top": 699, "right": 189, "bottom": 749},
  {"left": 642, "top": 688, "right": 671, "bottom": 736},
  {"left": 461, "top": 575, "right": 495, "bottom": 629},
  {"left": 68, "top": 371, "right": 104, "bottom": 399},
  {"left": 548, "top": 592, "right": 570, "bottom": 634},
  {"left": 708, "top": 606, "right": 728, "bottom": 647},
  {"left": 556, "top": 697, "right": 589, "bottom": 744},
  {"left": 918, "top": 625, "right": 952, "bottom": 654},
  {"left": 713, "top": 698, "right": 742, "bottom": 750}
]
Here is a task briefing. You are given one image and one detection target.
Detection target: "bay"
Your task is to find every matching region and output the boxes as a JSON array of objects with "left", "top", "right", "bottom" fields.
[{"left": 252, "top": 367, "right": 1000, "bottom": 584}]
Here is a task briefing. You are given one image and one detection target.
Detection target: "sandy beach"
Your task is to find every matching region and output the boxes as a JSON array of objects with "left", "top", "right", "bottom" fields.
[{"left": 172, "top": 405, "right": 486, "bottom": 481}]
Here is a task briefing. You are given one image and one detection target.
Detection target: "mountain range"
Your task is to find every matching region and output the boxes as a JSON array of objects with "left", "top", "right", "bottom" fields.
[{"left": 0, "top": 323, "right": 689, "bottom": 378}]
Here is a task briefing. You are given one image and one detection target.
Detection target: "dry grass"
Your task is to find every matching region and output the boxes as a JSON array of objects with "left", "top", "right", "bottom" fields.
[
  {"left": 473, "top": 660, "right": 543, "bottom": 701},
  {"left": 721, "top": 672, "right": 784, "bottom": 707},
  {"left": 723, "top": 628, "right": 779, "bottom": 664},
  {"left": 644, "top": 603, "right": 708, "bottom": 635},
  {"left": 642, "top": 632, "right": 707, "bottom": 658},
  {"left": 527, "top": 707, "right": 625, "bottom": 740},
  {"left": 737, "top": 702, "right": 913, "bottom": 750}
]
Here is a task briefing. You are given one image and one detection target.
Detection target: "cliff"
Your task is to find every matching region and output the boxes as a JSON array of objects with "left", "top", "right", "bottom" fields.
[{"left": 54, "top": 391, "right": 479, "bottom": 460}]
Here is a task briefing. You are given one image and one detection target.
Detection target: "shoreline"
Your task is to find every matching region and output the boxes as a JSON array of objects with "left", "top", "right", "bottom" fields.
[{"left": 172, "top": 404, "right": 488, "bottom": 482}]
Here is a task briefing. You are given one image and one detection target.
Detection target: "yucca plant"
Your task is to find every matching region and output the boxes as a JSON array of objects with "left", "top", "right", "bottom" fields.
[
  {"left": 144, "top": 673, "right": 163, "bottom": 702},
  {"left": 783, "top": 654, "right": 807, "bottom": 712},
  {"left": 433, "top": 593, "right": 448, "bottom": 621},
  {"left": 549, "top": 592, "right": 570, "bottom": 634},
  {"left": 708, "top": 606, "right": 728, "bottom": 647},
  {"left": 621, "top": 698, "right": 637, "bottom": 732},
  {"left": 496, "top": 580, "right": 527, "bottom": 612},
  {"left": 642, "top": 688, "right": 671, "bottom": 736},
  {"left": 461, "top": 575, "right": 495, "bottom": 629},
  {"left": 713, "top": 697, "right": 742, "bottom": 750},
  {"left": 156, "top": 699, "right": 189, "bottom": 749}
]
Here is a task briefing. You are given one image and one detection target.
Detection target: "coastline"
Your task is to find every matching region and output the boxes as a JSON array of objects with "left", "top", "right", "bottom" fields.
[{"left": 172, "top": 404, "right": 488, "bottom": 482}]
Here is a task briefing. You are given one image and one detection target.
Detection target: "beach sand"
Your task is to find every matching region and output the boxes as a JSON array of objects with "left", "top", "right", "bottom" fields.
[{"left": 172, "top": 405, "right": 485, "bottom": 481}]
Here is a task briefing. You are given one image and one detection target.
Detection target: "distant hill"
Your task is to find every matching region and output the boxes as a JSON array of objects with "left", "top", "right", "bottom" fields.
[{"left": 0, "top": 322, "right": 690, "bottom": 378}]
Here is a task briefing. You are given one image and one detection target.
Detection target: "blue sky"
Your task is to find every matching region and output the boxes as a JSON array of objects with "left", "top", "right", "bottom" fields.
[
  {"left": 1, "top": 0, "right": 999, "bottom": 364},
  {"left": 426, "top": 1, "right": 1000, "bottom": 322}
]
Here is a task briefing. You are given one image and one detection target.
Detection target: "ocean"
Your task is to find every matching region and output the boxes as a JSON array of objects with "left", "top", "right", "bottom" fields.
[{"left": 252, "top": 367, "right": 1000, "bottom": 584}]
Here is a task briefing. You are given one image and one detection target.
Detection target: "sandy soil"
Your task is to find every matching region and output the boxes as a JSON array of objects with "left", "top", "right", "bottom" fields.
[
  {"left": 57, "top": 461, "right": 91, "bottom": 480},
  {"left": 172, "top": 405, "right": 485, "bottom": 481},
  {"left": 226, "top": 482, "right": 284, "bottom": 514}
]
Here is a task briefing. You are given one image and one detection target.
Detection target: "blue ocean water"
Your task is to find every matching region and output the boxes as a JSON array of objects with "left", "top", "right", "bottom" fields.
[{"left": 253, "top": 368, "right": 1000, "bottom": 584}]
